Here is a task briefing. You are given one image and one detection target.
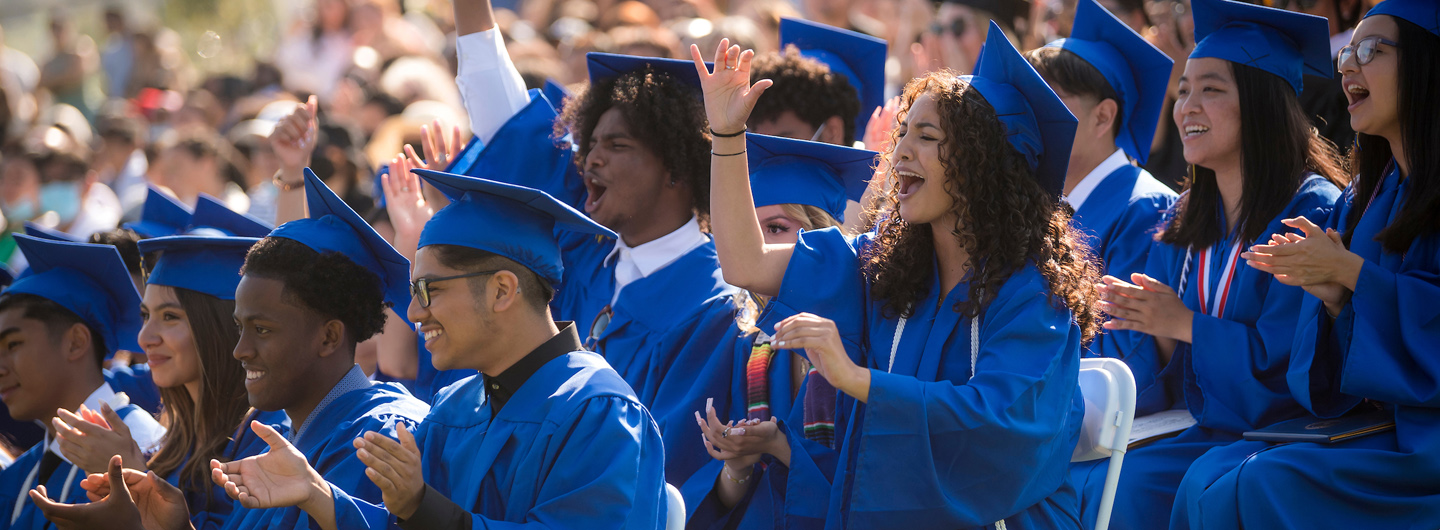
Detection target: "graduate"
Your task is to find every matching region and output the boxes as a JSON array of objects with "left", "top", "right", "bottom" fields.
[
  {"left": 0, "top": 235, "right": 166, "bottom": 530},
  {"left": 1172, "top": 1, "right": 1440, "bottom": 527},
  {"left": 1087, "top": 0, "right": 1348, "bottom": 528},
  {"left": 33, "top": 236, "right": 288, "bottom": 530},
  {"left": 1026, "top": 0, "right": 1179, "bottom": 409},
  {"left": 678, "top": 133, "right": 874, "bottom": 529},
  {"left": 122, "top": 187, "right": 193, "bottom": 239},
  {"left": 232, "top": 167, "right": 669, "bottom": 530},
  {"left": 204, "top": 170, "right": 428, "bottom": 530},
  {"left": 185, "top": 196, "right": 273, "bottom": 238},
  {"left": 693, "top": 23, "right": 1101, "bottom": 528},
  {"left": 747, "top": 18, "right": 886, "bottom": 147}
]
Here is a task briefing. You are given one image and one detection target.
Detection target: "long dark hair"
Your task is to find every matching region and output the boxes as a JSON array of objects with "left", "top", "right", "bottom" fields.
[
  {"left": 863, "top": 72, "right": 1103, "bottom": 342},
  {"left": 1159, "top": 63, "right": 1348, "bottom": 248},
  {"left": 147, "top": 287, "right": 250, "bottom": 493},
  {"left": 1344, "top": 19, "right": 1440, "bottom": 252}
]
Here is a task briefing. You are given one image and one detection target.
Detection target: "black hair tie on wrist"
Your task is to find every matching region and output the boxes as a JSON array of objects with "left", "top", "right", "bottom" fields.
[{"left": 710, "top": 127, "right": 747, "bottom": 138}]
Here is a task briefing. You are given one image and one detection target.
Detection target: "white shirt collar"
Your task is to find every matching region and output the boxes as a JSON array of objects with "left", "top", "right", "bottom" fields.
[
  {"left": 1063, "top": 149, "right": 1130, "bottom": 211},
  {"left": 44, "top": 383, "right": 126, "bottom": 464},
  {"left": 603, "top": 216, "right": 709, "bottom": 276}
]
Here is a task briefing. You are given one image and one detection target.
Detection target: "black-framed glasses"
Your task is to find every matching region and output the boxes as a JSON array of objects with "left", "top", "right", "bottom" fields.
[
  {"left": 1337, "top": 36, "right": 1400, "bottom": 72},
  {"left": 410, "top": 270, "right": 502, "bottom": 308},
  {"left": 584, "top": 305, "right": 613, "bottom": 351}
]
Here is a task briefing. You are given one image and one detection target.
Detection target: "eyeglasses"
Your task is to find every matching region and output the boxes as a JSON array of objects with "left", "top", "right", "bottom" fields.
[
  {"left": 584, "top": 305, "right": 612, "bottom": 351},
  {"left": 1337, "top": 36, "right": 1400, "bottom": 72},
  {"left": 409, "top": 270, "right": 502, "bottom": 308}
]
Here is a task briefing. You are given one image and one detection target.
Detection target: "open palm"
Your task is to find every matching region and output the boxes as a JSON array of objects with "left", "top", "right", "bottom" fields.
[
  {"left": 690, "top": 39, "right": 772, "bottom": 134},
  {"left": 211, "top": 421, "right": 318, "bottom": 510}
]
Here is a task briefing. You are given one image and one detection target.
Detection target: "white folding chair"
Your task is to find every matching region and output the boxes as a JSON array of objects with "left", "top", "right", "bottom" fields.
[
  {"left": 1071, "top": 358, "right": 1137, "bottom": 530},
  {"left": 665, "top": 483, "right": 686, "bottom": 530}
]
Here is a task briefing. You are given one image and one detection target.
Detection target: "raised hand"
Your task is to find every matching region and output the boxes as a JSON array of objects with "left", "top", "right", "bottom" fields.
[
  {"left": 1098, "top": 274, "right": 1194, "bottom": 343},
  {"left": 381, "top": 153, "right": 433, "bottom": 261},
  {"left": 79, "top": 458, "right": 192, "bottom": 530},
  {"left": 53, "top": 404, "right": 146, "bottom": 474},
  {"left": 28, "top": 456, "right": 170, "bottom": 530},
  {"left": 690, "top": 38, "right": 772, "bottom": 135},
  {"left": 863, "top": 97, "right": 902, "bottom": 154},
  {"left": 774, "top": 313, "right": 869, "bottom": 402},
  {"left": 270, "top": 96, "right": 319, "bottom": 175},
  {"left": 353, "top": 427, "right": 425, "bottom": 520},
  {"left": 695, "top": 397, "right": 790, "bottom": 467},
  {"left": 210, "top": 421, "right": 327, "bottom": 511}
]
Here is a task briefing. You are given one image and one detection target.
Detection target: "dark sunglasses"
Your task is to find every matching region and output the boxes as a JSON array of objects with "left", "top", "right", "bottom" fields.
[
  {"left": 410, "top": 270, "right": 502, "bottom": 308},
  {"left": 1337, "top": 36, "right": 1400, "bottom": 72}
]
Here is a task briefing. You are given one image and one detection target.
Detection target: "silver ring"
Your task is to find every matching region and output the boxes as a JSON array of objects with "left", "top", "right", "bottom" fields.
[
  {"left": 401, "top": 187, "right": 410, "bottom": 192},
  {"left": 721, "top": 426, "right": 732, "bottom": 438},
  {"left": 724, "top": 65, "right": 737, "bottom": 71}
]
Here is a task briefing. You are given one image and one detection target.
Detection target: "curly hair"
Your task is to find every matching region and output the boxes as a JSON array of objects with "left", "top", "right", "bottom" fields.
[
  {"left": 749, "top": 47, "right": 861, "bottom": 145},
  {"left": 557, "top": 68, "right": 712, "bottom": 219},
  {"left": 862, "top": 72, "right": 1103, "bottom": 342},
  {"left": 239, "top": 237, "right": 388, "bottom": 345}
]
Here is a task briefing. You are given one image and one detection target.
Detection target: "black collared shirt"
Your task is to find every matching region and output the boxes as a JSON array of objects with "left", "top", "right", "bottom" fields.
[
  {"left": 397, "top": 322, "right": 582, "bottom": 530},
  {"left": 483, "top": 322, "right": 580, "bottom": 415}
]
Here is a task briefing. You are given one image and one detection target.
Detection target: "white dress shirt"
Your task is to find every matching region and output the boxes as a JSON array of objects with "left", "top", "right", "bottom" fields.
[
  {"left": 1063, "top": 149, "right": 1130, "bottom": 211},
  {"left": 45, "top": 382, "right": 166, "bottom": 465},
  {"left": 603, "top": 217, "right": 710, "bottom": 304}
]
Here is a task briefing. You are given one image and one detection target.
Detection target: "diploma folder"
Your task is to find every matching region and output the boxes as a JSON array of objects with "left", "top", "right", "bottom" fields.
[{"left": 1242, "top": 409, "right": 1395, "bottom": 444}]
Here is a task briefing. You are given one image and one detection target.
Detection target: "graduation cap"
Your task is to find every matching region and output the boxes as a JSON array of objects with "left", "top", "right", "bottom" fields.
[
  {"left": 779, "top": 17, "right": 888, "bottom": 141},
  {"left": 267, "top": 169, "right": 412, "bottom": 320},
  {"left": 587, "top": 52, "right": 707, "bottom": 90},
  {"left": 4, "top": 234, "right": 142, "bottom": 354},
  {"left": 413, "top": 169, "right": 615, "bottom": 287},
  {"left": 965, "top": 20, "right": 1078, "bottom": 198},
  {"left": 123, "top": 187, "right": 193, "bottom": 238},
  {"left": 747, "top": 133, "right": 876, "bottom": 223},
  {"left": 0, "top": 263, "right": 15, "bottom": 288},
  {"left": 187, "top": 195, "right": 273, "bottom": 238},
  {"left": 542, "top": 79, "right": 571, "bottom": 112},
  {"left": 23, "top": 222, "right": 80, "bottom": 242},
  {"left": 138, "top": 236, "right": 259, "bottom": 300},
  {"left": 1366, "top": 0, "right": 1440, "bottom": 37},
  {"left": 1189, "top": 0, "right": 1331, "bottom": 94},
  {"left": 446, "top": 89, "right": 587, "bottom": 211},
  {"left": 1048, "top": 0, "right": 1173, "bottom": 164}
]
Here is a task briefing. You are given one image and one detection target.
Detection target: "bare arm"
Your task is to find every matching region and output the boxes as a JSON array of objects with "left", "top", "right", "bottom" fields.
[{"left": 453, "top": 0, "right": 497, "bottom": 35}]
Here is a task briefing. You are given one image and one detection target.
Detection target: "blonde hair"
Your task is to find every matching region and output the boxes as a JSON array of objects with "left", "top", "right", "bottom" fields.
[{"left": 735, "top": 203, "right": 841, "bottom": 333}]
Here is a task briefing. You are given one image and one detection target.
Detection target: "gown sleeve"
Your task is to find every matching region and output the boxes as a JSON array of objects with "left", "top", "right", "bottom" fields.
[
  {"left": 325, "top": 417, "right": 427, "bottom": 530},
  {"left": 848, "top": 275, "right": 1082, "bottom": 526},
  {"left": 755, "top": 227, "right": 867, "bottom": 353},
  {"left": 454, "top": 27, "right": 530, "bottom": 145}
]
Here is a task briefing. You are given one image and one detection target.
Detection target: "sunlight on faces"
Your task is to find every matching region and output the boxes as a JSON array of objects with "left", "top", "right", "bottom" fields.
[
  {"left": 892, "top": 93, "right": 954, "bottom": 225},
  {"left": 138, "top": 285, "right": 201, "bottom": 390},
  {"left": 406, "top": 246, "right": 496, "bottom": 372},
  {"left": 582, "top": 108, "right": 674, "bottom": 234},
  {"left": 232, "top": 275, "right": 326, "bottom": 412},
  {"left": 1174, "top": 57, "right": 1242, "bottom": 172},
  {"left": 1343, "top": 15, "right": 1401, "bottom": 140},
  {"left": 0, "top": 308, "right": 74, "bottom": 422}
]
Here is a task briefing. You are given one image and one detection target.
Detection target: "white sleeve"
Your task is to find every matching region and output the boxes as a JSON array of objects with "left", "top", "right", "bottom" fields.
[{"left": 455, "top": 28, "right": 532, "bottom": 145}]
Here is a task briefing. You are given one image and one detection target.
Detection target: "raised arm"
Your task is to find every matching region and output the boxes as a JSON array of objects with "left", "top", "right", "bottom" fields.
[
  {"left": 453, "top": 0, "right": 529, "bottom": 145},
  {"left": 690, "top": 40, "right": 792, "bottom": 296}
]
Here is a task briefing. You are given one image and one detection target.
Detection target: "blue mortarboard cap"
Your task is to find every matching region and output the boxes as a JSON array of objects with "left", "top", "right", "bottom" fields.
[
  {"left": 447, "top": 89, "right": 588, "bottom": 211},
  {"left": 1366, "top": 0, "right": 1440, "bottom": 36},
  {"left": 5, "top": 234, "right": 142, "bottom": 353},
  {"left": 267, "top": 169, "right": 412, "bottom": 320},
  {"left": 747, "top": 134, "right": 876, "bottom": 223},
  {"left": 587, "top": 52, "right": 707, "bottom": 89},
  {"left": 138, "top": 236, "right": 259, "bottom": 300},
  {"left": 123, "top": 187, "right": 193, "bottom": 238},
  {"left": 0, "top": 264, "right": 15, "bottom": 287},
  {"left": 414, "top": 169, "right": 615, "bottom": 287},
  {"left": 1048, "top": 0, "right": 1173, "bottom": 164},
  {"left": 779, "top": 17, "right": 888, "bottom": 141},
  {"left": 23, "top": 222, "right": 80, "bottom": 242},
  {"left": 1189, "top": 0, "right": 1331, "bottom": 94},
  {"left": 542, "top": 79, "right": 571, "bottom": 111},
  {"left": 187, "top": 195, "right": 273, "bottom": 237},
  {"left": 966, "top": 21, "right": 1078, "bottom": 197}
]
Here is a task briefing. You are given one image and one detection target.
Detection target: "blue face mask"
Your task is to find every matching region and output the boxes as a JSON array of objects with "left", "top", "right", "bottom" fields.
[
  {"left": 39, "top": 181, "right": 83, "bottom": 223},
  {"left": 3, "top": 199, "right": 36, "bottom": 222}
]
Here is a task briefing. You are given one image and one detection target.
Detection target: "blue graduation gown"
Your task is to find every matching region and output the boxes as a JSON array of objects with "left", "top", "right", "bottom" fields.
[
  {"left": 1071, "top": 175, "right": 1340, "bottom": 530},
  {"left": 105, "top": 364, "right": 162, "bottom": 415},
  {"left": 677, "top": 323, "right": 841, "bottom": 530},
  {"left": 217, "top": 383, "right": 428, "bottom": 530},
  {"left": 327, "top": 351, "right": 667, "bottom": 529},
  {"left": 1172, "top": 164, "right": 1440, "bottom": 529},
  {"left": 0, "top": 402, "right": 159, "bottom": 530},
  {"left": 168, "top": 409, "right": 292, "bottom": 530},
  {"left": 762, "top": 227, "right": 1085, "bottom": 529},
  {"left": 1071, "top": 165, "right": 1179, "bottom": 417}
]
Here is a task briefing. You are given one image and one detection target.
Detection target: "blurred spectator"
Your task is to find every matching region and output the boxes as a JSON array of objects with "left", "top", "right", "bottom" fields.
[
  {"left": 0, "top": 146, "right": 43, "bottom": 255},
  {"left": 38, "top": 12, "right": 98, "bottom": 122},
  {"left": 1280, "top": 0, "right": 1363, "bottom": 153},
  {"left": 28, "top": 125, "right": 120, "bottom": 239},
  {"left": 311, "top": 120, "right": 375, "bottom": 214},
  {"left": 275, "top": 0, "right": 355, "bottom": 102},
  {"left": 229, "top": 119, "right": 285, "bottom": 224},
  {"left": 101, "top": 7, "right": 134, "bottom": 99},
  {"left": 154, "top": 127, "right": 249, "bottom": 212},
  {"left": 93, "top": 113, "right": 150, "bottom": 214}
]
